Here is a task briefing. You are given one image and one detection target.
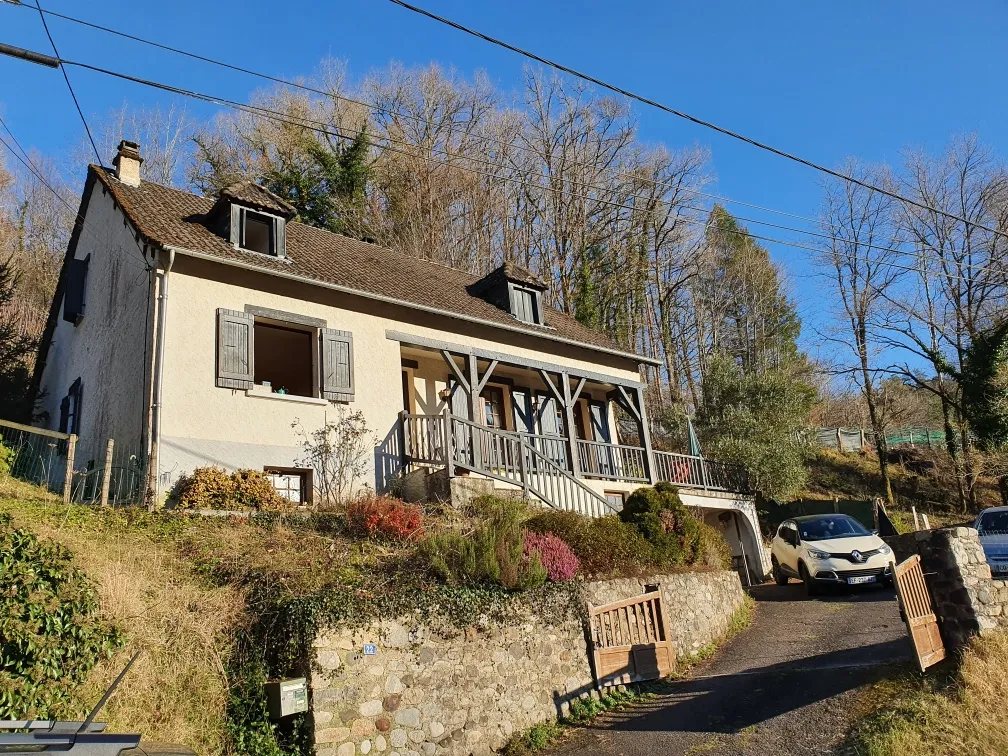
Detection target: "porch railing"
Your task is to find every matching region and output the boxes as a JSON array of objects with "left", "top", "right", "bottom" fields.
[
  {"left": 401, "top": 412, "right": 750, "bottom": 505},
  {"left": 447, "top": 414, "right": 616, "bottom": 517},
  {"left": 576, "top": 439, "right": 648, "bottom": 483},
  {"left": 653, "top": 451, "right": 749, "bottom": 493}
]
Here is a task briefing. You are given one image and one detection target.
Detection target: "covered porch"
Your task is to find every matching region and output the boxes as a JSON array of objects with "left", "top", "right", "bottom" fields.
[{"left": 390, "top": 331, "right": 750, "bottom": 498}]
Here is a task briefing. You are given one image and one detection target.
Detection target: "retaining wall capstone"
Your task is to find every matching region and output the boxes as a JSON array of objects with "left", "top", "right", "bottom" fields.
[
  {"left": 309, "top": 570, "right": 745, "bottom": 756},
  {"left": 886, "top": 526, "right": 1008, "bottom": 649}
]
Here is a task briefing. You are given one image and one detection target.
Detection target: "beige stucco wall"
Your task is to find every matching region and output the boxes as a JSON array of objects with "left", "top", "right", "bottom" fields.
[
  {"left": 157, "top": 256, "right": 641, "bottom": 495},
  {"left": 37, "top": 184, "right": 155, "bottom": 469}
]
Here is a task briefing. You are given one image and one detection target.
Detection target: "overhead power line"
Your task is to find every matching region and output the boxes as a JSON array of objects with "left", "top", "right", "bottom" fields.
[
  {"left": 35, "top": 55, "right": 1001, "bottom": 284},
  {"left": 1, "top": 1, "right": 909, "bottom": 239},
  {"left": 386, "top": 0, "right": 1008, "bottom": 242},
  {"left": 30, "top": 0, "right": 101, "bottom": 164}
]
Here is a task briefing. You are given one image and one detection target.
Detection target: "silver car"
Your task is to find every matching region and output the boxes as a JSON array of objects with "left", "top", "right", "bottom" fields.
[{"left": 974, "top": 506, "right": 1008, "bottom": 578}]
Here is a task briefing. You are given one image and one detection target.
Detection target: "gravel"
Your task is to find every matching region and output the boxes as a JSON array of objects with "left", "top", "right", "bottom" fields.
[{"left": 551, "top": 581, "right": 910, "bottom": 756}]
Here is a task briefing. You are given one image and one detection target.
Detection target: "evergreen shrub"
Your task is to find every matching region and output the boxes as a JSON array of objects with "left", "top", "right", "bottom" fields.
[
  {"left": 424, "top": 496, "right": 546, "bottom": 590},
  {"left": 0, "top": 514, "right": 125, "bottom": 719}
]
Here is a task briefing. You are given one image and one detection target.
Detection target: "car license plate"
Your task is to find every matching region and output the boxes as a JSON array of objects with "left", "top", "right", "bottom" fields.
[
  {"left": 847, "top": 575, "right": 876, "bottom": 585},
  {"left": 992, "top": 564, "right": 1008, "bottom": 575}
]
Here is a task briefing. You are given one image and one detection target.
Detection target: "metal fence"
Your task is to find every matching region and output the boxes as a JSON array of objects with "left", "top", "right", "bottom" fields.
[
  {"left": 0, "top": 419, "right": 70, "bottom": 494},
  {"left": 813, "top": 427, "right": 946, "bottom": 452},
  {"left": 0, "top": 418, "right": 147, "bottom": 506}
]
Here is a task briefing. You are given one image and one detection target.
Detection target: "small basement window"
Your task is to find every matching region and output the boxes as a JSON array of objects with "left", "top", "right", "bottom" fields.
[
  {"left": 253, "top": 321, "right": 314, "bottom": 397},
  {"left": 265, "top": 467, "right": 311, "bottom": 504},
  {"left": 241, "top": 210, "right": 276, "bottom": 256}
]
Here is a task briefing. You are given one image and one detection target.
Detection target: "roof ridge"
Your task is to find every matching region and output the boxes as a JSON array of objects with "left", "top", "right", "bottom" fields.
[{"left": 86, "top": 166, "right": 652, "bottom": 365}]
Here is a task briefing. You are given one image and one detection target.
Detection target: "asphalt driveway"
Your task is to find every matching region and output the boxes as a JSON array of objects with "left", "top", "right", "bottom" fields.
[{"left": 551, "top": 582, "right": 910, "bottom": 756}]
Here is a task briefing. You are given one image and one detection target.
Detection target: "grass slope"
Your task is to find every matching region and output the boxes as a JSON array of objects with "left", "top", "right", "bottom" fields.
[
  {"left": 803, "top": 449, "right": 999, "bottom": 525},
  {"left": 0, "top": 478, "right": 397, "bottom": 755},
  {"left": 840, "top": 631, "right": 1008, "bottom": 756}
]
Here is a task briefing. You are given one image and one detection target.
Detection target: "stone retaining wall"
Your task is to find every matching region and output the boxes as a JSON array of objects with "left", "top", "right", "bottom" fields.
[
  {"left": 310, "top": 570, "right": 745, "bottom": 756},
  {"left": 887, "top": 526, "right": 1008, "bottom": 649}
]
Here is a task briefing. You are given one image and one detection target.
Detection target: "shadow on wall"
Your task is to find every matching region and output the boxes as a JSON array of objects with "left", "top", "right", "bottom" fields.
[{"left": 375, "top": 421, "right": 404, "bottom": 494}]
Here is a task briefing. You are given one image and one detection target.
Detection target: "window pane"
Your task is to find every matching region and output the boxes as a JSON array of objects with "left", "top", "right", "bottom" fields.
[
  {"left": 254, "top": 322, "right": 314, "bottom": 397},
  {"left": 243, "top": 212, "right": 273, "bottom": 255}
]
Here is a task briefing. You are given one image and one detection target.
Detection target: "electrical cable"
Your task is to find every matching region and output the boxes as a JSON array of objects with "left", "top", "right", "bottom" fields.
[
  {"left": 386, "top": 0, "right": 1008, "bottom": 242},
  {"left": 31, "top": 0, "right": 101, "bottom": 165}
]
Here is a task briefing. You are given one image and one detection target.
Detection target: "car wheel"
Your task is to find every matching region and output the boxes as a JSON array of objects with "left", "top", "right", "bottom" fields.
[
  {"left": 772, "top": 557, "right": 788, "bottom": 586},
  {"left": 799, "top": 562, "right": 819, "bottom": 597}
]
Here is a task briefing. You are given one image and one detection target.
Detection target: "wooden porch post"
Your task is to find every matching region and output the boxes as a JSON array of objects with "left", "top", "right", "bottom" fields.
[
  {"left": 467, "top": 354, "right": 481, "bottom": 424},
  {"left": 561, "top": 372, "right": 581, "bottom": 478},
  {"left": 633, "top": 386, "right": 657, "bottom": 485},
  {"left": 442, "top": 405, "right": 455, "bottom": 477}
]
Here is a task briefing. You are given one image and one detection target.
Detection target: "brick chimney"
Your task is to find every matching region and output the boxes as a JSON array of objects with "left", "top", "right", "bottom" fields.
[{"left": 112, "top": 139, "right": 143, "bottom": 187}]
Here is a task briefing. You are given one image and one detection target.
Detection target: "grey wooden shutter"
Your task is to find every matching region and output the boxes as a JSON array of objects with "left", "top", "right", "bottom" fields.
[
  {"left": 511, "top": 389, "right": 535, "bottom": 434},
  {"left": 58, "top": 396, "right": 70, "bottom": 433},
  {"left": 320, "top": 328, "right": 354, "bottom": 401},
  {"left": 62, "top": 256, "right": 90, "bottom": 324},
  {"left": 229, "top": 204, "right": 243, "bottom": 246},
  {"left": 216, "top": 308, "right": 254, "bottom": 389}
]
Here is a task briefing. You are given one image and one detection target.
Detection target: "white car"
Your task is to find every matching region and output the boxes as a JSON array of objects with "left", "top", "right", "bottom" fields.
[{"left": 771, "top": 514, "right": 894, "bottom": 594}]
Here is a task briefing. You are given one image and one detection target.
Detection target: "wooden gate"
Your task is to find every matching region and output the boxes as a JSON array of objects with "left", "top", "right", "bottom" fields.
[
  {"left": 588, "top": 591, "right": 675, "bottom": 687},
  {"left": 892, "top": 554, "right": 946, "bottom": 671}
]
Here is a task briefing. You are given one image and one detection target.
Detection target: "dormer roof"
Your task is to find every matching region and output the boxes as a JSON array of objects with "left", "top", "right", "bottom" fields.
[{"left": 216, "top": 181, "right": 298, "bottom": 220}]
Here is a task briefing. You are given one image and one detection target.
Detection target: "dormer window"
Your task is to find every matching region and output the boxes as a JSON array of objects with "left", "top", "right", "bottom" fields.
[
  {"left": 239, "top": 208, "right": 277, "bottom": 256},
  {"left": 509, "top": 283, "right": 541, "bottom": 325},
  {"left": 468, "top": 262, "right": 549, "bottom": 327},
  {"left": 207, "top": 181, "right": 298, "bottom": 260}
]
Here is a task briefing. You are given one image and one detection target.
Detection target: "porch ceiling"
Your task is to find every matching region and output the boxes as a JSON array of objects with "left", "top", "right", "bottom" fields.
[{"left": 387, "top": 329, "right": 643, "bottom": 389}]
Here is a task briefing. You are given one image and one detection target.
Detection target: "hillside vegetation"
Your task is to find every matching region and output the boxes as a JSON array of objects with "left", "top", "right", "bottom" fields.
[{"left": 801, "top": 448, "right": 999, "bottom": 527}]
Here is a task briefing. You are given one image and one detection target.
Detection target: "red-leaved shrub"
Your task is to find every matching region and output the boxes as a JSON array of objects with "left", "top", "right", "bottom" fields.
[
  {"left": 522, "top": 530, "right": 579, "bottom": 582},
  {"left": 347, "top": 496, "right": 424, "bottom": 541}
]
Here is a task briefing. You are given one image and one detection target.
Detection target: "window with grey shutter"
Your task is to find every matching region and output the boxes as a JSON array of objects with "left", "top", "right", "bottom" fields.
[
  {"left": 216, "top": 308, "right": 255, "bottom": 389},
  {"left": 63, "top": 255, "right": 90, "bottom": 325},
  {"left": 319, "top": 328, "right": 354, "bottom": 402},
  {"left": 508, "top": 284, "right": 540, "bottom": 325}
]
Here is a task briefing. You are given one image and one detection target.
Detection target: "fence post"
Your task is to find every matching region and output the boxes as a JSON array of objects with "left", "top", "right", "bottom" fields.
[
  {"left": 99, "top": 438, "right": 114, "bottom": 507},
  {"left": 62, "top": 433, "right": 77, "bottom": 505},
  {"left": 518, "top": 438, "right": 530, "bottom": 501}
]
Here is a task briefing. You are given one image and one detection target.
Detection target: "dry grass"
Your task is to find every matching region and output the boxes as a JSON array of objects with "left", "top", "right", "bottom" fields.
[
  {"left": 0, "top": 481, "right": 245, "bottom": 755},
  {"left": 842, "top": 631, "right": 1008, "bottom": 756},
  {"left": 0, "top": 479, "right": 413, "bottom": 754},
  {"left": 804, "top": 448, "right": 1000, "bottom": 523}
]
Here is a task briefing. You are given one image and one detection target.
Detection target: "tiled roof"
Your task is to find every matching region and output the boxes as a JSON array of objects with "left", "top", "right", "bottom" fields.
[
  {"left": 91, "top": 167, "right": 651, "bottom": 363},
  {"left": 218, "top": 180, "right": 297, "bottom": 219}
]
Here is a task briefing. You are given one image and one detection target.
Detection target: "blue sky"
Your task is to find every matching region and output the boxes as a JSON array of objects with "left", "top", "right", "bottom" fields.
[{"left": 2, "top": 0, "right": 1007, "bottom": 359}]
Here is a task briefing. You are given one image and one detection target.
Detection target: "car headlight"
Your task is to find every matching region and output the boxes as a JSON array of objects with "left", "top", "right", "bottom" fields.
[
  {"left": 807, "top": 548, "right": 831, "bottom": 560},
  {"left": 879, "top": 544, "right": 892, "bottom": 556}
]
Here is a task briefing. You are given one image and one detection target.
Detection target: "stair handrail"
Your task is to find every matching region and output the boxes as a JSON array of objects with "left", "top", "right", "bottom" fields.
[{"left": 446, "top": 413, "right": 617, "bottom": 516}]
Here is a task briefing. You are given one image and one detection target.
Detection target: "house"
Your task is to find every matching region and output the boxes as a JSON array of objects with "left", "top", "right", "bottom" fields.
[{"left": 31, "top": 140, "right": 769, "bottom": 577}]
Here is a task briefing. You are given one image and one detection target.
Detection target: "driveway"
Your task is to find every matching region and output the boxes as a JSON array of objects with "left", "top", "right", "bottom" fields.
[{"left": 551, "top": 582, "right": 910, "bottom": 756}]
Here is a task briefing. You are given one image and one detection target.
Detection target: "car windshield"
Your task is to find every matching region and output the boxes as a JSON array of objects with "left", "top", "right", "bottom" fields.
[
  {"left": 977, "top": 511, "right": 1008, "bottom": 535},
  {"left": 799, "top": 515, "right": 871, "bottom": 541}
]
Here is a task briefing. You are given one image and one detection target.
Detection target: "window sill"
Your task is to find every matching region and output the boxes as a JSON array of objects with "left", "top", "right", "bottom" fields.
[{"left": 245, "top": 390, "right": 328, "bottom": 406}]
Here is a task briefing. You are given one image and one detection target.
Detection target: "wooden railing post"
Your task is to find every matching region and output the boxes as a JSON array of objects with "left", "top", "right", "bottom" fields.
[
  {"left": 62, "top": 433, "right": 77, "bottom": 505},
  {"left": 634, "top": 386, "right": 657, "bottom": 485},
  {"left": 99, "top": 438, "right": 114, "bottom": 507},
  {"left": 518, "top": 437, "right": 530, "bottom": 501},
  {"left": 399, "top": 410, "right": 410, "bottom": 471},
  {"left": 442, "top": 407, "right": 454, "bottom": 478}
]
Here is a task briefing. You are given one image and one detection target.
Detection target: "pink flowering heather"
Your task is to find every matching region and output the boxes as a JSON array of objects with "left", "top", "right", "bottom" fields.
[{"left": 523, "top": 530, "right": 580, "bottom": 582}]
